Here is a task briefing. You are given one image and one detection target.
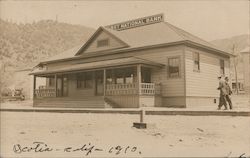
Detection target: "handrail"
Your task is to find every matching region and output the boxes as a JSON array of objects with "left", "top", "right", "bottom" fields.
[
  {"left": 106, "top": 82, "right": 161, "bottom": 96},
  {"left": 35, "top": 88, "right": 57, "bottom": 98},
  {"left": 106, "top": 83, "right": 138, "bottom": 95},
  {"left": 140, "top": 83, "right": 161, "bottom": 95}
]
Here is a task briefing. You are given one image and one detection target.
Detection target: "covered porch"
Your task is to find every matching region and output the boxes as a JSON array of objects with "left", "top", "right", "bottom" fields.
[{"left": 31, "top": 57, "right": 163, "bottom": 108}]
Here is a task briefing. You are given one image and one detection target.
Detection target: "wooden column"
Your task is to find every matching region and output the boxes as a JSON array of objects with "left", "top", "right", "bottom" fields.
[
  {"left": 137, "top": 65, "right": 142, "bottom": 95},
  {"left": 103, "top": 69, "right": 106, "bottom": 96},
  {"left": 33, "top": 75, "right": 36, "bottom": 99},
  {"left": 55, "top": 74, "right": 57, "bottom": 97}
]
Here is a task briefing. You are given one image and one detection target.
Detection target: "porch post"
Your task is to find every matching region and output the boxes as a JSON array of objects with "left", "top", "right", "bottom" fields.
[
  {"left": 55, "top": 74, "right": 57, "bottom": 97},
  {"left": 33, "top": 75, "right": 36, "bottom": 99},
  {"left": 103, "top": 69, "right": 106, "bottom": 96},
  {"left": 137, "top": 65, "right": 142, "bottom": 95},
  {"left": 137, "top": 65, "right": 142, "bottom": 108}
]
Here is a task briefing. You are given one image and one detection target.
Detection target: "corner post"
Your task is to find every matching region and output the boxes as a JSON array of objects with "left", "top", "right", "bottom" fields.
[{"left": 137, "top": 64, "right": 142, "bottom": 95}]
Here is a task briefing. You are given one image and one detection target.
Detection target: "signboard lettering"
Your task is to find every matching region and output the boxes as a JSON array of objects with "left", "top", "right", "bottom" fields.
[{"left": 106, "top": 14, "right": 164, "bottom": 31}]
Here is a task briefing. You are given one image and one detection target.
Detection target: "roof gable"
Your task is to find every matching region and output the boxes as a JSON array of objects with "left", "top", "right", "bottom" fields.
[{"left": 75, "top": 27, "right": 129, "bottom": 55}]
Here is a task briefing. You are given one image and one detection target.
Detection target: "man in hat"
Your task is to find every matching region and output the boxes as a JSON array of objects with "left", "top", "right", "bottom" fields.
[
  {"left": 225, "top": 77, "right": 233, "bottom": 109},
  {"left": 217, "top": 76, "right": 227, "bottom": 110}
]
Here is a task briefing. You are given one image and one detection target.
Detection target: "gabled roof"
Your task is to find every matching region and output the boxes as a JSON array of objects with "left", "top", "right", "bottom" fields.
[
  {"left": 41, "top": 45, "right": 82, "bottom": 63},
  {"left": 75, "top": 26, "right": 129, "bottom": 55},
  {"left": 40, "top": 20, "right": 231, "bottom": 65},
  {"left": 104, "top": 22, "right": 230, "bottom": 55}
]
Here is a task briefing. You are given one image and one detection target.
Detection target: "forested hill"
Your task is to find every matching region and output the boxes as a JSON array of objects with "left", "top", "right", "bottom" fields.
[
  {"left": 0, "top": 19, "right": 95, "bottom": 90},
  {"left": 0, "top": 19, "right": 95, "bottom": 69}
]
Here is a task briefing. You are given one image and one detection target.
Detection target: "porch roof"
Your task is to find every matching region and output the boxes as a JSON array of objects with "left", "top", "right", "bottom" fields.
[{"left": 30, "top": 57, "right": 164, "bottom": 76}]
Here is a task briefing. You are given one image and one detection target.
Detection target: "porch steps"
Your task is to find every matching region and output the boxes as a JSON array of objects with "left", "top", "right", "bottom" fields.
[
  {"left": 104, "top": 97, "right": 120, "bottom": 108},
  {"left": 34, "top": 96, "right": 106, "bottom": 108}
]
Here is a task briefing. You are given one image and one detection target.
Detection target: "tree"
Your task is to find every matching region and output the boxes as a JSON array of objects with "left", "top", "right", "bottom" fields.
[{"left": 231, "top": 44, "right": 241, "bottom": 95}]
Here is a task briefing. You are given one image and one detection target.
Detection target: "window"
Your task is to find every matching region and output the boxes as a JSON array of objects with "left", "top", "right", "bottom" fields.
[
  {"left": 220, "top": 59, "right": 225, "bottom": 75},
  {"left": 193, "top": 52, "right": 200, "bottom": 71},
  {"left": 97, "top": 39, "right": 109, "bottom": 47},
  {"left": 142, "top": 67, "right": 151, "bottom": 83},
  {"left": 48, "top": 78, "right": 55, "bottom": 87},
  {"left": 168, "top": 57, "right": 180, "bottom": 78},
  {"left": 106, "top": 70, "right": 114, "bottom": 84},
  {"left": 124, "top": 68, "right": 136, "bottom": 84},
  {"left": 106, "top": 67, "right": 136, "bottom": 84},
  {"left": 115, "top": 69, "right": 124, "bottom": 84},
  {"left": 76, "top": 72, "right": 93, "bottom": 89}
]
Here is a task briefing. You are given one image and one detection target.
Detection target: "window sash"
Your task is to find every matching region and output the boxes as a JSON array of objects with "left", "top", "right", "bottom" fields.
[
  {"left": 193, "top": 52, "right": 200, "bottom": 71},
  {"left": 168, "top": 57, "right": 180, "bottom": 78},
  {"left": 220, "top": 59, "right": 225, "bottom": 74}
]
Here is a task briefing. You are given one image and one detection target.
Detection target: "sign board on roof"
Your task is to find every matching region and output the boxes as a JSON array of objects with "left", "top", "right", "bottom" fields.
[{"left": 106, "top": 14, "right": 164, "bottom": 31}]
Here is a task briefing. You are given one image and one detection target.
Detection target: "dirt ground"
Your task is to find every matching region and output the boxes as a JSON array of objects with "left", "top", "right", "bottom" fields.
[{"left": 0, "top": 112, "right": 250, "bottom": 158}]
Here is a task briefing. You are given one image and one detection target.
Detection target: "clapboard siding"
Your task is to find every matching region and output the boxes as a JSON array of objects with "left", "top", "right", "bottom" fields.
[
  {"left": 84, "top": 30, "right": 126, "bottom": 53},
  {"left": 185, "top": 47, "right": 230, "bottom": 97},
  {"left": 45, "top": 45, "right": 185, "bottom": 97},
  {"left": 134, "top": 46, "right": 185, "bottom": 97}
]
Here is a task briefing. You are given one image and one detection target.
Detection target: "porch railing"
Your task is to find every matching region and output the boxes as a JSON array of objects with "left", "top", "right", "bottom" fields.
[
  {"left": 140, "top": 83, "right": 161, "bottom": 95},
  {"left": 106, "top": 83, "right": 161, "bottom": 96},
  {"left": 106, "top": 83, "right": 138, "bottom": 95},
  {"left": 35, "top": 88, "right": 57, "bottom": 98}
]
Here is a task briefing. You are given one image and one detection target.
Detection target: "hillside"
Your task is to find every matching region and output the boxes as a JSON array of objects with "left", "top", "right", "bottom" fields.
[
  {"left": 211, "top": 34, "right": 249, "bottom": 53},
  {"left": 0, "top": 19, "right": 95, "bottom": 93},
  {"left": 211, "top": 34, "right": 249, "bottom": 83}
]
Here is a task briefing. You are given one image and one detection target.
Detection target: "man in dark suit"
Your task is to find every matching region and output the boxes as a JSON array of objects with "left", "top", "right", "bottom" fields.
[
  {"left": 217, "top": 76, "right": 227, "bottom": 110},
  {"left": 225, "top": 77, "right": 233, "bottom": 110}
]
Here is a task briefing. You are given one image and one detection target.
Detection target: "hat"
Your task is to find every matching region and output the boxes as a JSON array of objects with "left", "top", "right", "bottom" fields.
[{"left": 218, "top": 74, "right": 225, "bottom": 78}]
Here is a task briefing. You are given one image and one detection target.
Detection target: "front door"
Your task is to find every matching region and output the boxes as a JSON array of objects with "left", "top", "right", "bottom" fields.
[{"left": 95, "top": 71, "right": 104, "bottom": 96}]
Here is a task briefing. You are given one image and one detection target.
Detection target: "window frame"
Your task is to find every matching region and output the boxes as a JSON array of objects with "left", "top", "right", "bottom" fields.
[
  {"left": 193, "top": 52, "right": 200, "bottom": 72},
  {"left": 220, "top": 59, "right": 225, "bottom": 75},
  {"left": 167, "top": 56, "right": 181, "bottom": 79}
]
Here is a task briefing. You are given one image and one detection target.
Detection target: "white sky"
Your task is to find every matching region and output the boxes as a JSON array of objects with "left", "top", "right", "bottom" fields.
[{"left": 0, "top": 0, "right": 249, "bottom": 41}]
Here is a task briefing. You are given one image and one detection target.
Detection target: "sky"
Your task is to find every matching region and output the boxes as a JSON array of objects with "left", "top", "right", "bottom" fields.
[{"left": 0, "top": 0, "right": 249, "bottom": 41}]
